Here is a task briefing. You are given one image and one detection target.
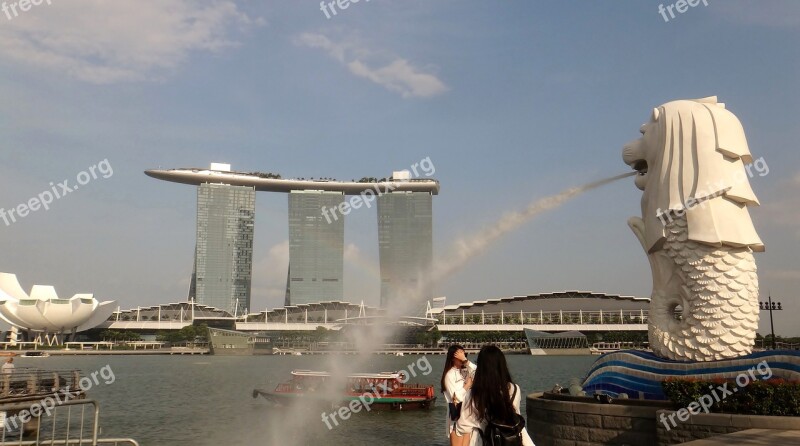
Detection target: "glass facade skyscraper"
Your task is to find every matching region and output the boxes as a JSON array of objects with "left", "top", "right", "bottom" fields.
[
  {"left": 286, "top": 190, "right": 344, "bottom": 305},
  {"left": 377, "top": 191, "right": 433, "bottom": 309},
  {"left": 192, "top": 183, "right": 255, "bottom": 316}
]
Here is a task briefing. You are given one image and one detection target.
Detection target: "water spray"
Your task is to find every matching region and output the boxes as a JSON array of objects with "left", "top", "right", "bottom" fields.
[
  {"left": 431, "top": 171, "right": 637, "bottom": 282},
  {"left": 261, "top": 171, "right": 636, "bottom": 446}
]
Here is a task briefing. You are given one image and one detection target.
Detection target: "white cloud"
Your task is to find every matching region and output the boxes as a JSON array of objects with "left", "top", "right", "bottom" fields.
[
  {"left": 342, "top": 243, "right": 379, "bottom": 276},
  {"left": 250, "top": 241, "right": 380, "bottom": 309},
  {"left": 295, "top": 33, "right": 448, "bottom": 98},
  {"left": 342, "top": 243, "right": 380, "bottom": 305},
  {"left": 250, "top": 241, "right": 289, "bottom": 308},
  {"left": 0, "top": 0, "right": 261, "bottom": 84}
]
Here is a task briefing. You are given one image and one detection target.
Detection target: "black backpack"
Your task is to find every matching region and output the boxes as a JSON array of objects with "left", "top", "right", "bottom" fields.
[{"left": 480, "top": 386, "right": 526, "bottom": 446}]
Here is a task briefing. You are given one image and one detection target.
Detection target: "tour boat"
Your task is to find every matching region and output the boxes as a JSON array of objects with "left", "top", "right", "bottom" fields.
[
  {"left": 252, "top": 369, "right": 436, "bottom": 411},
  {"left": 589, "top": 341, "right": 649, "bottom": 355}
]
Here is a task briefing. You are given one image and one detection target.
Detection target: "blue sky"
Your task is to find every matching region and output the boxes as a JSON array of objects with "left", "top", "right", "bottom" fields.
[{"left": 0, "top": 1, "right": 798, "bottom": 335}]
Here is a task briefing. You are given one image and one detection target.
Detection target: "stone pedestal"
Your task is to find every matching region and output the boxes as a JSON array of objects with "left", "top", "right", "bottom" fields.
[
  {"left": 526, "top": 392, "right": 670, "bottom": 446},
  {"left": 527, "top": 392, "right": 800, "bottom": 446}
]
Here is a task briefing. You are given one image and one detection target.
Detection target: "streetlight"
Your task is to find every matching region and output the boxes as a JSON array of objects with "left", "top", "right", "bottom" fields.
[{"left": 758, "top": 295, "right": 783, "bottom": 350}]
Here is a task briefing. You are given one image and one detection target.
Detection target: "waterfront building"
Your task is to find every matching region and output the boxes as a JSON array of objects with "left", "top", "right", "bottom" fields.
[
  {"left": 286, "top": 190, "right": 344, "bottom": 305},
  {"left": 0, "top": 272, "right": 116, "bottom": 345},
  {"left": 145, "top": 164, "right": 440, "bottom": 309},
  {"left": 192, "top": 181, "right": 255, "bottom": 316},
  {"left": 99, "top": 291, "right": 651, "bottom": 338},
  {"left": 377, "top": 188, "right": 433, "bottom": 309},
  {"left": 429, "top": 291, "right": 650, "bottom": 330}
]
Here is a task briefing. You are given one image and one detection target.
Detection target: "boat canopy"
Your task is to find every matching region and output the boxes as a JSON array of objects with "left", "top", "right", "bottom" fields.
[{"left": 290, "top": 370, "right": 404, "bottom": 380}]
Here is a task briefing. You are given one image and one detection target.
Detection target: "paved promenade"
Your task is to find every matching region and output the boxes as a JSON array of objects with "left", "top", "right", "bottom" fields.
[{"left": 679, "top": 429, "right": 800, "bottom": 445}]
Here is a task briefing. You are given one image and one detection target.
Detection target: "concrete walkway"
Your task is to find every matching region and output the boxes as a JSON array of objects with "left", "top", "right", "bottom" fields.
[{"left": 678, "top": 429, "right": 800, "bottom": 445}]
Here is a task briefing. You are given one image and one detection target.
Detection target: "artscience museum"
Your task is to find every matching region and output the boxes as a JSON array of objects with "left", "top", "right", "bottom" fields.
[{"left": 0, "top": 272, "right": 116, "bottom": 345}]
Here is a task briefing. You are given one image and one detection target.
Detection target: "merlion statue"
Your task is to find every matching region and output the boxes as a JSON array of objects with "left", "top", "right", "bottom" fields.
[{"left": 622, "top": 96, "right": 764, "bottom": 361}]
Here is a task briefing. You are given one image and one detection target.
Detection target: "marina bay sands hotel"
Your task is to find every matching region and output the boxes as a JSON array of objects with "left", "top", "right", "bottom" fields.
[{"left": 145, "top": 163, "right": 439, "bottom": 316}]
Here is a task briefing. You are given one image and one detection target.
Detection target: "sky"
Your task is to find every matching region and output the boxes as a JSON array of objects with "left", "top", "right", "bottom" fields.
[{"left": 0, "top": 0, "right": 798, "bottom": 336}]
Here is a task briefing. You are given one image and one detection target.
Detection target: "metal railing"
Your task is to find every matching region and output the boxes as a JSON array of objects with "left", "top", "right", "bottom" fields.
[
  {"left": 0, "top": 399, "right": 138, "bottom": 446},
  {"left": 1, "top": 370, "right": 84, "bottom": 400},
  {"left": 2, "top": 441, "right": 137, "bottom": 446},
  {"left": 437, "top": 310, "right": 649, "bottom": 325}
]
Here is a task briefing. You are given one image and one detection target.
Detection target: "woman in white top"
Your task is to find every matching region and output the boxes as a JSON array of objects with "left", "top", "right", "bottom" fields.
[
  {"left": 451, "top": 345, "right": 534, "bottom": 446},
  {"left": 441, "top": 344, "right": 477, "bottom": 441}
]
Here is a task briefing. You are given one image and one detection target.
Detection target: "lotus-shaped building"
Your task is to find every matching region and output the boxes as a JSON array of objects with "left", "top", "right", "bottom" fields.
[{"left": 0, "top": 272, "right": 116, "bottom": 335}]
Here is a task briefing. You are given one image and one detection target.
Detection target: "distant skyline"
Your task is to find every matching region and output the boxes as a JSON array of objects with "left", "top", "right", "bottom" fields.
[{"left": 0, "top": 1, "right": 798, "bottom": 335}]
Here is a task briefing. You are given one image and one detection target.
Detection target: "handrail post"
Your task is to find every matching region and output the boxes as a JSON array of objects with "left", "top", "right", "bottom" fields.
[{"left": 28, "top": 373, "right": 37, "bottom": 394}]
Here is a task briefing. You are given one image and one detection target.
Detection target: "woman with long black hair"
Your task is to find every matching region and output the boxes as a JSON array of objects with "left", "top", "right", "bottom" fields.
[
  {"left": 451, "top": 345, "right": 534, "bottom": 446},
  {"left": 441, "top": 344, "right": 476, "bottom": 441}
]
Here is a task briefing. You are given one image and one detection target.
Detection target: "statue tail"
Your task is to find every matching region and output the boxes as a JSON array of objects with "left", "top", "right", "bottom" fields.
[{"left": 649, "top": 218, "right": 760, "bottom": 361}]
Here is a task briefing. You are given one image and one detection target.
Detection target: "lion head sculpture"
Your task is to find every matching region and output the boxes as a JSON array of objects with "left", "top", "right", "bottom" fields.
[{"left": 622, "top": 96, "right": 764, "bottom": 253}]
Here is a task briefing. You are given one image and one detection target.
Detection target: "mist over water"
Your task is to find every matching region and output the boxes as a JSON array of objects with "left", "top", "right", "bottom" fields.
[{"left": 262, "top": 172, "right": 636, "bottom": 446}]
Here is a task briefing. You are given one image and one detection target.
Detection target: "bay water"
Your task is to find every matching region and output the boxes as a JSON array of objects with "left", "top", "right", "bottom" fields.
[{"left": 17, "top": 354, "right": 595, "bottom": 445}]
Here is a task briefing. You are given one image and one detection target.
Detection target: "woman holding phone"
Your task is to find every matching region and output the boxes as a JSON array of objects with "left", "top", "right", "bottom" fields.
[
  {"left": 451, "top": 345, "right": 534, "bottom": 446},
  {"left": 441, "top": 344, "right": 477, "bottom": 442}
]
